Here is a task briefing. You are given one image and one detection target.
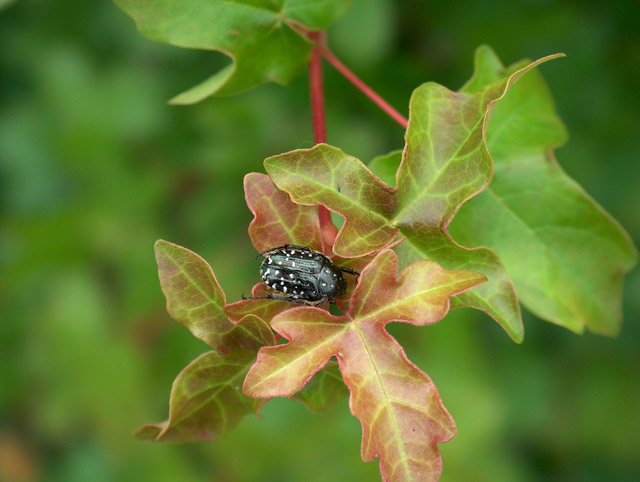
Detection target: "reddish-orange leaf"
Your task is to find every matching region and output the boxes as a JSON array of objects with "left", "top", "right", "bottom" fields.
[
  {"left": 244, "top": 250, "right": 485, "bottom": 481},
  {"left": 244, "top": 172, "right": 323, "bottom": 253}
]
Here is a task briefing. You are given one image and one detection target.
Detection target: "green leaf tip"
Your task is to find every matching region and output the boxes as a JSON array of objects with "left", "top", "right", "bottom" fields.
[
  {"left": 463, "top": 45, "right": 565, "bottom": 93},
  {"left": 168, "top": 64, "right": 235, "bottom": 105}
]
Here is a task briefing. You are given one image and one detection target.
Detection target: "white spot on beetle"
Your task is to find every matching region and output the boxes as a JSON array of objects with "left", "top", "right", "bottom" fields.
[
  {"left": 280, "top": 281, "right": 285, "bottom": 286},
  {"left": 283, "top": 286, "right": 287, "bottom": 293},
  {"left": 278, "top": 261, "right": 282, "bottom": 265},
  {"left": 275, "top": 270, "right": 280, "bottom": 275},
  {"left": 267, "top": 257, "right": 273, "bottom": 264},
  {"left": 292, "top": 261, "right": 296, "bottom": 267},
  {"left": 290, "top": 250, "right": 295, "bottom": 255},
  {"left": 321, "top": 282, "right": 327, "bottom": 287},
  {"left": 289, "top": 273, "right": 295, "bottom": 279}
]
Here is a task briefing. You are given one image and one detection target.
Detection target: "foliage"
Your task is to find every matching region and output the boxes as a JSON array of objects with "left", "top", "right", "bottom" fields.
[
  {"left": 2, "top": 1, "right": 638, "bottom": 481},
  {"left": 244, "top": 250, "right": 483, "bottom": 481},
  {"left": 368, "top": 48, "right": 637, "bottom": 337},
  {"left": 114, "top": 0, "right": 352, "bottom": 102},
  {"left": 144, "top": 178, "right": 486, "bottom": 480},
  {"left": 135, "top": 241, "right": 275, "bottom": 442},
  {"left": 109, "top": 1, "right": 639, "bottom": 481}
]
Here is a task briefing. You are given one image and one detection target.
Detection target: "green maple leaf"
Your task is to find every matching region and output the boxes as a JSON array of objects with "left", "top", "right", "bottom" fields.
[
  {"left": 264, "top": 137, "right": 526, "bottom": 341},
  {"left": 136, "top": 240, "right": 275, "bottom": 442},
  {"left": 366, "top": 47, "right": 638, "bottom": 336},
  {"left": 265, "top": 147, "right": 399, "bottom": 256},
  {"left": 262, "top": 45, "right": 557, "bottom": 341},
  {"left": 114, "top": 0, "right": 352, "bottom": 103},
  {"left": 244, "top": 249, "right": 486, "bottom": 481},
  {"left": 262, "top": 48, "right": 634, "bottom": 341},
  {"left": 449, "top": 46, "right": 638, "bottom": 335}
]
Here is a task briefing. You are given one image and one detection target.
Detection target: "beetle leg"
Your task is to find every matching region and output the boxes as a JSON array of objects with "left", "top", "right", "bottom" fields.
[
  {"left": 241, "top": 293, "right": 320, "bottom": 306},
  {"left": 267, "top": 295, "right": 312, "bottom": 305},
  {"left": 312, "top": 297, "right": 328, "bottom": 307},
  {"left": 241, "top": 294, "right": 271, "bottom": 301},
  {"left": 339, "top": 267, "right": 360, "bottom": 277}
]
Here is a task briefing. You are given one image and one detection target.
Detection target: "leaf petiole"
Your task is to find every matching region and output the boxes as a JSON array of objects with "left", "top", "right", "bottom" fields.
[{"left": 317, "top": 41, "right": 408, "bottom": 129}]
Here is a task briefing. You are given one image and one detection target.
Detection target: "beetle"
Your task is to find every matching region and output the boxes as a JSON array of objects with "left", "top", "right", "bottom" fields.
[{"left": 242, "top": 244, "right": 359, "bottom": 307}]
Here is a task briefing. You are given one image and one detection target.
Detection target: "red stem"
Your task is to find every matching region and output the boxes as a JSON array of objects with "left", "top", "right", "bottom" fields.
[
  {"left": 319, "top": 45, "right": 408, "bottom": 129},
  {"left": 308, "top": 31, "right": 334, "bottom": 252},
  {"left": 308, "top": 31, "right": 327, "bottom": 144}
]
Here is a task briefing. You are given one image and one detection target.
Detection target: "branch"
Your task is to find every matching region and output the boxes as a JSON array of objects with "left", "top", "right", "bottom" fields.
[{"left": 308, "top": 31, "right": 334, "bottom": 251}]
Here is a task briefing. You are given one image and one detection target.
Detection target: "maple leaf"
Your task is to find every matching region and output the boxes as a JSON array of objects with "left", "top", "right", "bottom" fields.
[
  {"left": 449, "top": 46, "right": 638, "bottom": 335},
  {"left": 114, "top": 0, "right": 352, "bottom": 103},
  {"left": 224, "top": 172, "right": 370, "bottom": 411},
  {"left": 265, "top": 52, "right": 569, "bottom": 342},
  {"left": 244, "top": 249, "right": 486, "bottom": 481},
  {"left": 226, "top": 172, "right": 370, "bottom": 317},
  {"left": 136, "top": 240, "right": 274, "bottom": 442},
  {"left": 366, "top": 47, "right": 638, "bottom": 336}
]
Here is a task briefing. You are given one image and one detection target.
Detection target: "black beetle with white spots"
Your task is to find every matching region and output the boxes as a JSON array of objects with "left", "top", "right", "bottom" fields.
[{"left": 243, "top": 244, "right": 359, "bottom": 307}]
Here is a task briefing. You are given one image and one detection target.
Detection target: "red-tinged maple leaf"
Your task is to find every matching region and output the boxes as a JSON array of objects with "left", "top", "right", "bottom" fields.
[
  {"left": 227, "top": 173, "right": 371, "bottom": 317},
  {"left": 136, "top": 240, "right": 275, "bottom": 442},
  {"left": 244, "top": 249, "right": 487, "bottom": 482},
  {"left": 263, "top": 54, "right": 568, "bottom": 344},
  {"left": 229, "top": 172, "right": 373, "bottom": 412},
  {"left": 244, "top": 172, "right": 327, "bottom": 254}
]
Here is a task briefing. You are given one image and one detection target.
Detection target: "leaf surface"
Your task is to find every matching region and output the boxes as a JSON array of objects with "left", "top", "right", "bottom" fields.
[
  {"left": 450, "top": 46, "right": 638, "bottom": 335},
  {"left": 114, "top": 0, "right": 352, "bottom": 102},
  {"left": 155, "top": 239, "right": 229, "bottom": 350},
  {"left": 245, "top": 250, "right": 486, "bottom": 481},
  {"left": 136, "top": 315, "right": 274, "bottom": 442},
  {"left": 268, "top": 54, "right": 565, "bottom": 342},
  {"left": 141, "top": 241, "right": 275, "bottom": 442},
  {"left": 244, "top": 172, "right": 324, "bottom": 253},
  {"left": 265, "top": 144, "right": 398, "bottom": 256},
  {"left": 392, "top": 52, "right": 565, "bottom": 342}
]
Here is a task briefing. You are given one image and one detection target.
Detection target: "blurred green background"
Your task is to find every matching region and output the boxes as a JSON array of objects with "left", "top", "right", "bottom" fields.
[{"left": 1, "top": 0, "right": 639, "bottom": 481}]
